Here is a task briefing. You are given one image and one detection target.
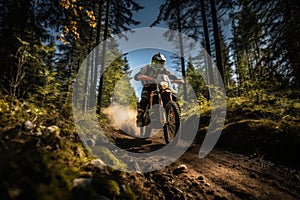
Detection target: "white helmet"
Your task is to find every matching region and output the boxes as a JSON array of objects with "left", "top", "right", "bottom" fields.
[{"left": 151, "top": 52, "right": 166, "bottom": 64}]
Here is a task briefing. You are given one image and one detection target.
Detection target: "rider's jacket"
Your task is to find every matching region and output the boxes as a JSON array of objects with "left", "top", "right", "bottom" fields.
[{"left": 134, "top": 64, "right": 178, "bottom": 86}]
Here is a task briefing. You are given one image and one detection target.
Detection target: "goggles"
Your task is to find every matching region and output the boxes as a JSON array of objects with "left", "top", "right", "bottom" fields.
[{"left": 152, "top": 60, "right": 165, "bottom": 65}]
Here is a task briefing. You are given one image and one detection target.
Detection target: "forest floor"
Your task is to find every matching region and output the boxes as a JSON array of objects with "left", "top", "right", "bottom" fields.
[
  {"left": 106, "top": 128, "right": 300, "bottom": 200},
  {"left": 1, "top": 118, "right": 300, "bottom": 200},
  {"left": 1, "top": 96, "right": 300, "bottom": 199}
]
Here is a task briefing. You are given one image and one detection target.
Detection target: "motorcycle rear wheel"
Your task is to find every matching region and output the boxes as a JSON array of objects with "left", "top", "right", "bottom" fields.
[{"left": 163, "top": 101, "right": 181, "bottom": 144}]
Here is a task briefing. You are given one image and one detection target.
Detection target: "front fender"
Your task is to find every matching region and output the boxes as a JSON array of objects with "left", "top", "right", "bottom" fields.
[{"left": 163, "top": 88, "right": 177, "bottom": 94}]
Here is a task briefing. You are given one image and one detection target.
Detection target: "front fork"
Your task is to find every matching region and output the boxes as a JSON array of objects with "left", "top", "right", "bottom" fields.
[{"left": 149, "top": 86, "right": 172, "bottom": 125}]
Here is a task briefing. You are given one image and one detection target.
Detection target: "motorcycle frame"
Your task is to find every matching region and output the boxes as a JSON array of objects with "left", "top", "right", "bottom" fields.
[{"left": 149, "top": 84, "right": 174, "bottom": 126}]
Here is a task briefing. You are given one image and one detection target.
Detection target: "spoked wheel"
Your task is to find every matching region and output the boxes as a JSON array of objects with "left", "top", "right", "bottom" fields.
[
  {"left": 163, "top": 101, "right": 181, "bottom": 144},
  {"left": 140, "top": 126, "right": 151, "bottom": 138},
  {"left": 140, "top": 109, "right": 151, "bottom": 138}
]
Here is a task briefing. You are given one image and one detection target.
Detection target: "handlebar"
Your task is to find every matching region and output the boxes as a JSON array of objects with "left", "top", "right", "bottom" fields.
[
  {"left": 171, "top": 79, "right": 185, "bottom": 84},
  {"left": 137, "top": 74, "right": 184, "bottom": 84}
]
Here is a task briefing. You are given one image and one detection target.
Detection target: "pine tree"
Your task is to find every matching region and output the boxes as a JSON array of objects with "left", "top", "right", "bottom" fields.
[{"left": 96, "top": 0, "right": 143, "bottom": 114}]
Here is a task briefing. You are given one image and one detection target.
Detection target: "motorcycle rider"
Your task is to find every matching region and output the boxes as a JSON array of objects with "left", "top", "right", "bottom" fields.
[{"left": 134, "top": 52, "right": 184, "bottom": 127}]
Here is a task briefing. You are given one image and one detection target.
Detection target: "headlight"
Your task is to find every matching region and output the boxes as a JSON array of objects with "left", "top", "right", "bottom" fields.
[{"left": 160, "top": 81, "right": 169, "bottom": 89}]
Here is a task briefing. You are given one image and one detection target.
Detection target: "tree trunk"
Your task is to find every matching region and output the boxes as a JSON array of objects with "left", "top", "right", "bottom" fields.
[
  {"left": 83, "top": 1, "right": 96, "bottom": 112},
  {"left": 209, "top": 0, "right": 224, "bottom": 86},
  {"left": 285, "top": 0, "right": 300, "bottom": 87},
  {"left": 176, "top": 5, "right": 188, "bottom": 101},
  {"left": 90, "top": 1, "right": 103, "bottom": 110},
  {"left": 97, "top": 0, "right": 110, "bottom": 115},
  {"left": 200, "top": 0, "right": 215, "bottom": 87},
  {"left": 232, "top": 19, "right": 241, "bottom": 96}
]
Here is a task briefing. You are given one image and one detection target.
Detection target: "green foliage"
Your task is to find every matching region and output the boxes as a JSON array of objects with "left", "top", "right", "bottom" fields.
[
  {"left": 101, "top": 55, "right": 137, "bottom": 109},
  {"left": 72, "top": 110, "right": 108, "bottom": 140},
  {"left": 34, "top": 68, "right": 61, "bottom": 107},
  {"left": 91, "top": 177, "right": 136, "bottom": 200},
  {"left": 33, "top": 147, "right": 83, "bottom": 200},
  {"left": 121, "top": 184, "right": 137, "bottom": 200},
  {"left": 197, "top": 93, "right": 211, "bottom": 113},
  {"left": 226, "top": 90, "right": 300, "bottom": 133},
  {"left": 185, "top": 61, "right": 207, "bottom": 98},
  {"left": 1, "top": 133, "right": 92, "bottom": 200},
  {"left": 230, "top": 0, "right": 300, "bottom": 91},
  {"left": 179, "top": 99, "right": 200, "bottom": 122},
  {"left": 1, "top": 37, "right": 55, "bottom": 99},
  {"left": 102, "top": 57, "right": 125, "bottom": 107},
  {"left": 112, "top": 75, "right": 138, "bottom": 109},
  {"left": 178, "top": 92, "right": 211, "bottom": 123},
  {"left": 107, "top": 179, "right": 121, "bottom": 196},
  {"left": 0, "top": 96, "right": 46, "bottom": 128},
  {"left": 92, "top": 146, "right": 126, "bottom": 171}
]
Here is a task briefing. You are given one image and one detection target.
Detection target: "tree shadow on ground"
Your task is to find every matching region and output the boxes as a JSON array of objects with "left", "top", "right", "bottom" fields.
[{"left": 114, "top": 135, "right": 165, "bottom": 153}]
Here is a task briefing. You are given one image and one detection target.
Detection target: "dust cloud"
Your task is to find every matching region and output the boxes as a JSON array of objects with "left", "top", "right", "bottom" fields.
[{"left": 102, "top": 104, "right": 140, "bottom": 137}]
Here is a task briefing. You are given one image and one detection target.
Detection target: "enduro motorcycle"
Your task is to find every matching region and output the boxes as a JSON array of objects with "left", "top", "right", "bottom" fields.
[{"left": 138, "top": 74, "right": 181, "bottom": 144}]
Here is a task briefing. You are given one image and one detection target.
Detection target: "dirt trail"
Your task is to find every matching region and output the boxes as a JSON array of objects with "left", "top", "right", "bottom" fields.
[{"left": 109, "top": 129, "right": 300, "bottom": 199}]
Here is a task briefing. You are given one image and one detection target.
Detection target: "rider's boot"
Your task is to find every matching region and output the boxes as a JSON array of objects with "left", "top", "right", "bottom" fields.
[{"left": 136, "top": 109, "right": 145, "bottom": 127}]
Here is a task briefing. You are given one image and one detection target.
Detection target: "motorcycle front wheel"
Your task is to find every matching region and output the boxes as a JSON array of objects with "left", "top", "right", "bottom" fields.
[
  {"left": 163, "top": 101, "right": 181, "bottom": 144},
  {"left": 140, "top": 126, "right": 151, "bottom": 138}
]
